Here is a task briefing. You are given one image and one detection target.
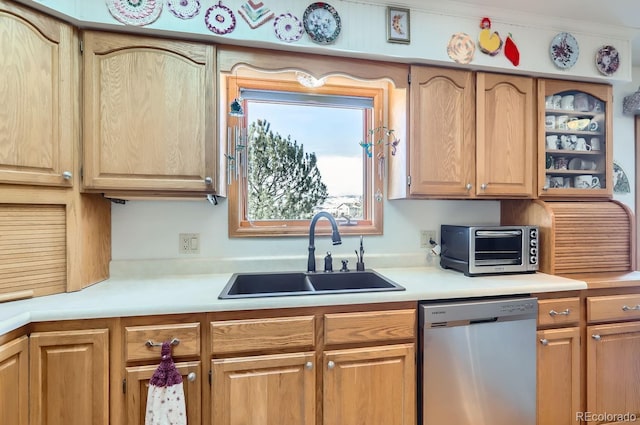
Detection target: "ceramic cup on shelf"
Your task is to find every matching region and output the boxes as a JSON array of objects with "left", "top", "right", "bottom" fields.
[
  {"left": 554, "top": 157, "right": 568, "bottom": 170},
  {"left": 575, "top": 138, "right": 591, "bottom": 151},
  {"left": 574, "top": 93, "right": 589, "bottom": 112},
  {"left": 545, "top": 96, "right": 554, "bottom": 109},
  {"left": 590, "top": 137, "right": 602, "bottom": 151},
  {"left": 563, "top": 177, "right": 572, "bottom": 188},
  {"left": 546, "top": 135, "right": 559, "bottom": 150},
  {"left": 560, "top": 95, "right": 575, "bottom": 110},
  {"left": 574, "top": 175, "right": 600, "bottom": 189},
  {"left": 550, "top": 176, "right": 564, "bottom": 188},
  {"left": 545, "top": 115, "right": 556, "bottom": 129},
  {"left": 560, "top": 135, "right": 575, "bottom": 150},
  {"left": 552, "top": 95, "right": 562, "bottom": 109},
  {"left": 545, "top": 175, "right": 551, "bottom": 189},
  {"left": 557, "top": 115, "right": 569, "bottom": 130}
]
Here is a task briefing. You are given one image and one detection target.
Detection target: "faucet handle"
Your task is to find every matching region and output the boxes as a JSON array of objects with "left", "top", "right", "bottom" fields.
[
  {"left": 340, "top": 259, "right": 349, "bottom": 272},
  {"left": 324, "top": 252, "right": 333, "bottom": 272}
]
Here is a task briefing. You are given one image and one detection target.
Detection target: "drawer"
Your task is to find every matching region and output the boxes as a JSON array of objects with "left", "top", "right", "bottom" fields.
[
  {"left": 211, "top": 315, "right": 315, "bottom": 355},
  {"left": 125, "top": 323, "right": 200, "bottom": 362},
  {"left": 324, "top": 309, "right": 415, "bottom": 345},
  {"left": 537, "top": 298, "right": 581, "bottom": 326},
  {"left": 587, "top": 294, "right": 640, "bottom": 323}
]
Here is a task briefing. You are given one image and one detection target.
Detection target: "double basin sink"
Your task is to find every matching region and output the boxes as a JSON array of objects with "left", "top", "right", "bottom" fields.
[{"left": 218, "top": 270, "right": 405, "bottom": 299}]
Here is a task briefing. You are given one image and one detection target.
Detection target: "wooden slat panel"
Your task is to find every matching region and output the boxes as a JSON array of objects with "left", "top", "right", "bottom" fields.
[
  {"left": 0, "top": 205, "right": 66, "bottom": 299},
  {"left": 552, "top": 201, "right": 631, "bottom": 273}
]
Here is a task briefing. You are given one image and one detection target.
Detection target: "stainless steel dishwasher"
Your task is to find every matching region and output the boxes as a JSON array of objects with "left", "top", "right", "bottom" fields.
[{"left": 419, "top": 297, "right": 537, "bottom": 425}]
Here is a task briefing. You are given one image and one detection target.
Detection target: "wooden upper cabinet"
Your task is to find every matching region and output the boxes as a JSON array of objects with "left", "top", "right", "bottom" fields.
[
  {"left": 82, "top": 31, "right": 217, "bottom": 195},
  {"left": 476, "top": 72, "right": 535, "bottom": 197},
  {"left": 408, "top": 66, "right": 475, "bottom": 197},
  {"left": 0, "top": 0, "right": 75, "bottom": 187},
  {"left": 405, "top": 67, "right": 534, "bottom": 198}
]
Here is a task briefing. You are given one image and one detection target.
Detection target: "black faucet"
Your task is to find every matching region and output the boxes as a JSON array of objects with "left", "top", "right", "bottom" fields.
[{"left": 307, "top": 211, "right": 342, "bottom": 272}]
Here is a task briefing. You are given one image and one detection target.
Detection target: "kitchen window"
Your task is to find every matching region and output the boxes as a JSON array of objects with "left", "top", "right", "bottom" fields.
[{"left": 225, "top": 74, "right": 385, "bottom": 238}]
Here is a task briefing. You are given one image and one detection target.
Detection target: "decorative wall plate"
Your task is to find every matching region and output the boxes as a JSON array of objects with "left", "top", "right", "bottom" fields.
[
  {"left": 274, "top": 13, "right": 304, "bottom": 42},
  {"left": 550, "top": 32, "right": 579, "bottom": 69},
  {"left": 596, "top": 45, "right": 620, "bottom": 76},
  {"left": 238, "top": 0, "right": 274, "bottom": 29},
  {"left": 303, "top": 2, "right": 341, "bottom": 44},
  {"left": 167, "top": 0, "right": 201, "bottom": 20},
  {"left": 613, "top": 161, "right": 631, "bottom": 194},
  {"left": 205, "top": 1, "right": 236, "bottom": 35},
  {"left": 106, "top": 0, "right": 162, "bottom": 26},
  {"left": 447, "top": 32, "right": 475, "bottom": 64}
]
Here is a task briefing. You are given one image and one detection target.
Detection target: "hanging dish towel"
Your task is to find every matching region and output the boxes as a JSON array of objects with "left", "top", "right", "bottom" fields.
[{"left": 145, "top": 341, "right": 187, "bottom": 425}]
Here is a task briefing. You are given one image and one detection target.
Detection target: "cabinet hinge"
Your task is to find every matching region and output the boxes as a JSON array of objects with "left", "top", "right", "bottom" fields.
[
  {"left": 408, "top": 72, "right": 411, "bottom": 85},
  {"left": 208, "top": 370, "right": 212, "bottom": 385},
  {"left": 122, "top": 378, "right": 126, "bottom": 394},
  {"left": 407, "top": 175, "right": 411, "bottom": 186},
  {"left": 79, "top": 40, "right": 83, "bottom": 55}
]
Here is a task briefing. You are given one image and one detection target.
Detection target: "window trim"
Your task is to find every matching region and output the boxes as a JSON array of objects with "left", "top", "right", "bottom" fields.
[{"left": 226, "top": 75, "right": 385, "bottom": 238}]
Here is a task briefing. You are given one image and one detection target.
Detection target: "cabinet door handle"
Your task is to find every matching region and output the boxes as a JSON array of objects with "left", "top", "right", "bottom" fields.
[
  {"left": 327, "top": 360, "right": 335, "bottom": 369},
  {"left": 62, "top": 171, "right": 73, "bottom": 180},
  {"left": 187, "top": 372, "right": 197, "bottom": 382},
  {"left": 622, "top": 305, "right": 640, "bottom": 311},
  {"left": 539, "top": 338, "right": 549, "bottom": 346},
  {"left": 549, "top": 309, "right": 571, "bottom": 316},
  {"left": 592, "top": 334, "right": 601, "bottom": 341},
  {"left": 465, "top": 183, "right": 472, "bottom": 191},
  {"left": 480, "top": 183, "right": 488, "bottom": 190},
  {"left": 305, "top": 361, "right": 313, "bottom": 370},
  {"left": 204, "top": 176, "right": 213, "bottom": 185}
]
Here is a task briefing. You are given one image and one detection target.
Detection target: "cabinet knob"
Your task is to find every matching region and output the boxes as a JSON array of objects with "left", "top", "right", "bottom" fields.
[
  {"left": 62, "top": 171, "right": 72, "bottom": 180},
  {"left": 187, "top": 372, "right": 197, "bottom": 382},
  {"left": 327, "top": 360, "right": 335, "bottom": 369},
  {"left": 204, "top": 176, "right": 213, "bottom": 185},
  {"left": 305, "top": 361, "right": 313, "bottom": 370},
  {"left": 539, "top": 338, "right": 549, "bottom": 346},
  {"left": 480, "top": 183, "right": 488, "bottom": 190},
  {"left": 465, "top": 183, "right": 472, "bottom": 191},
  {"left": 592, "top": 334, "right": 601, "bottom": 341}
]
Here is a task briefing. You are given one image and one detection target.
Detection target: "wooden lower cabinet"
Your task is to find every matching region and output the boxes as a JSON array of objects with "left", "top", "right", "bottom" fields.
[
  {"left": 323, "top": 344, "right": 415, "bottom": 425},
  {"left": 537, "top": 327, "right": 581, "bottom": 425},
  {"left": 587, "top": 321, "right": 640, "bottom": 424},
  {"left": 211, "top": 352, "right": 316, "bottom": 425},
  {"left": 125, "top": 361, "right": 202, "bottom": 425},
  {"left": 0, "top": 336, "right": 28, "bottom": 425},
  {"left": 29, "top": 328, "right": 109, "bottom": 425}
]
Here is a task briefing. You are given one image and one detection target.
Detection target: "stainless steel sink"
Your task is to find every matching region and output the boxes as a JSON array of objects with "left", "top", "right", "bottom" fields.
[{"left": 218, "top": 270, "right": 404, "bottom": 299}]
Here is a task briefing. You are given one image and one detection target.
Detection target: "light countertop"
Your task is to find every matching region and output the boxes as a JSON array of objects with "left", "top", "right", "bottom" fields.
[{"left": 0, "top": 266, "right": 586, "bottom": 335}]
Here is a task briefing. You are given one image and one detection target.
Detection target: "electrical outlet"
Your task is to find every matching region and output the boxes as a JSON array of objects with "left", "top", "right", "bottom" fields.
[
  {"left": 420, "top": 230, "right": 437, "bottom": 248},
  {"left": 179, "top": 233, "right": 200, "bottom": 254}
]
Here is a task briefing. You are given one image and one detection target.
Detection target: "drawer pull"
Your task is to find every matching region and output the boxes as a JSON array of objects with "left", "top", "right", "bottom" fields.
[
  {"left": 549, "top": 309, "right": 571, "bottom": 316},
  {"left": 539, "top": 338, "right": 549, "bottom": 346},
  {"left": 592, "top": 334, "right": 601, "bottom": 341},
  {"left": 187, "top": 372, "right": 197, "bottom": 382},
  {"left": 622, "top": 305, "right": 640, "bottom": 311},
  {"left": 145, "top": 338, "right": 180, "bottom": 348}
]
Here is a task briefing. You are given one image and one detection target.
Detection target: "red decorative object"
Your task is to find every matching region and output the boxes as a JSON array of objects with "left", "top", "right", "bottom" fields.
[{"left": 505, "top": 33, "right": 520, "bottom": 66}]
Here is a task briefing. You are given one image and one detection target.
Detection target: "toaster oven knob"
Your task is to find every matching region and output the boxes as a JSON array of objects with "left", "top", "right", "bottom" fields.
[
  {"left": 530, "top": 247, "right": 537, "bottom": 256},
  {"left": 530, "top": 256, "right": 538, "bottom": 265},
  {"left": 530, "top": 239, "right": 537, "bottom": 247},
  {"left": 530, "top": 229, "right": 538, "bottom": 239}
]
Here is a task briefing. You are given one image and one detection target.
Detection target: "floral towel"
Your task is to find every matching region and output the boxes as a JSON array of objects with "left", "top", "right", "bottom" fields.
[{"left": 145, "top": 341, "right": 187, "bottom": 425}]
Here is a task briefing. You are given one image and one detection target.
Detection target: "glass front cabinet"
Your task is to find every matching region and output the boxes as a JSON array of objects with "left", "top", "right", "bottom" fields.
[{"left": 538, "top": 79, "right": 613, "bottom": 198}]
